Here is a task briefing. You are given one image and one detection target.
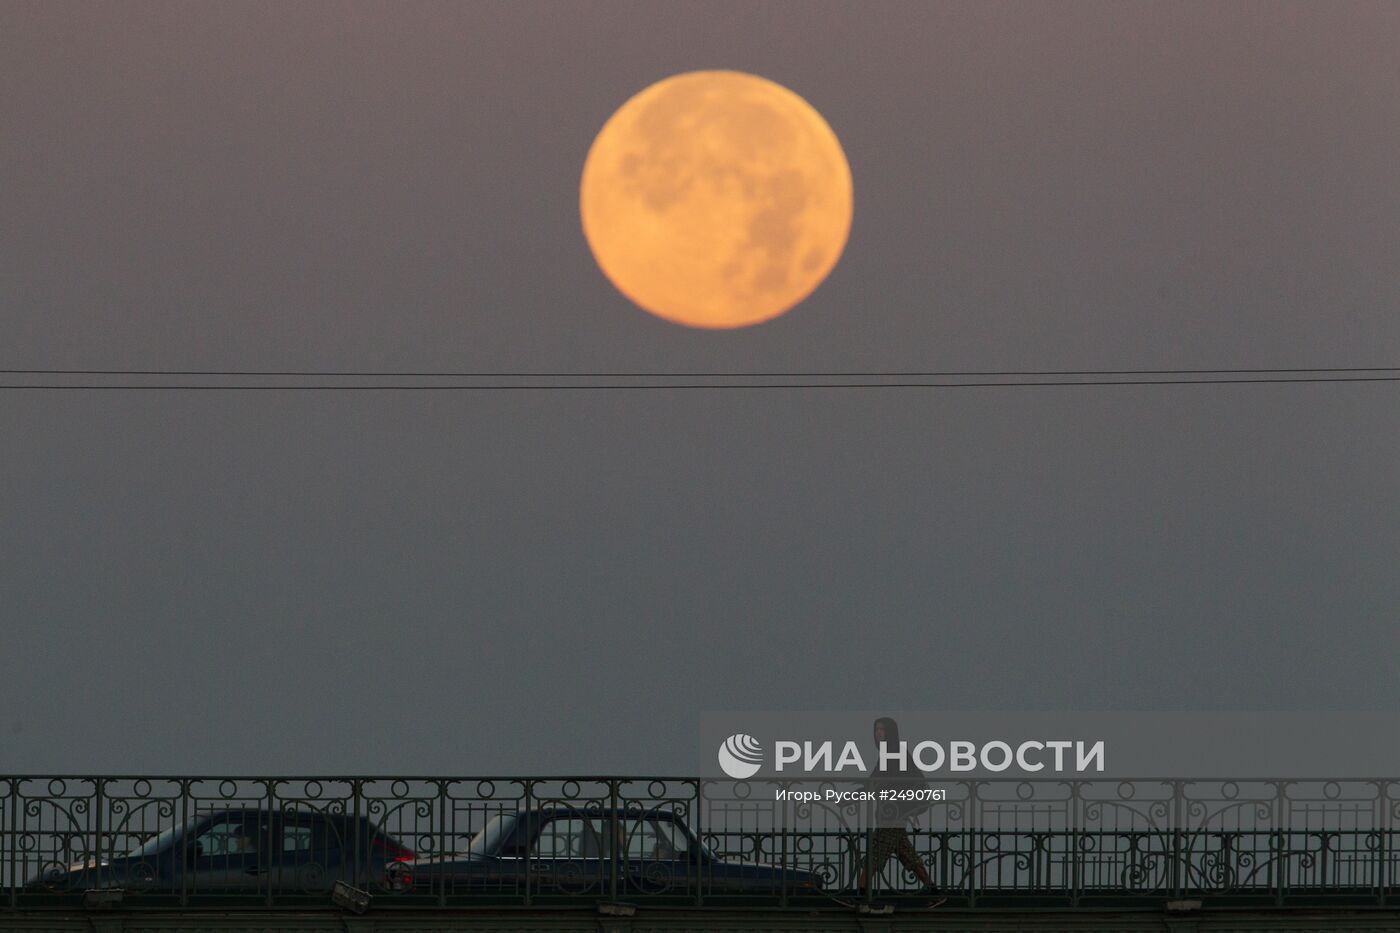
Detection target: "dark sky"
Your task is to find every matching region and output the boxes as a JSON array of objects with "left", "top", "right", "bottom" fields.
[{"left": 2, "top": 1, "right": 1398, "bottom": 775}]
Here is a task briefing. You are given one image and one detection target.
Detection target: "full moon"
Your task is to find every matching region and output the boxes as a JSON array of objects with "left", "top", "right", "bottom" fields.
[{"left": 580, "top": 70, "right": 853, "bottom": 329}]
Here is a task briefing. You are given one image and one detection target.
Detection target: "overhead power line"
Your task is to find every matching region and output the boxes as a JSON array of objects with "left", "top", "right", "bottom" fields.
[
  {"left": 2, "top": 367, "right": 1399, "bottom": 378},
  {"left": 2, "top": 376, "right": 1400, "bottom": 391},
  {"left": 2, "top": 367, "right": 1397, "bottom": 390}
]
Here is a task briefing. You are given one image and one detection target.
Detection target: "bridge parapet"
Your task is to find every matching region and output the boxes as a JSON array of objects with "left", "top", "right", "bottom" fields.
[{"left": 4, "top": 777, "right": 1398, "bottom": 912}]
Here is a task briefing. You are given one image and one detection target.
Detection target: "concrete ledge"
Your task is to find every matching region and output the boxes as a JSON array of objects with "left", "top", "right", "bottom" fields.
[{"left": 2, "top": 909, "right": 1400, "bottom": 933}]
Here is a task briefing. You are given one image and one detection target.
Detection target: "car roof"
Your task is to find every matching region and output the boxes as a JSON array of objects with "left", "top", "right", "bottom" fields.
[
  {"left": 527, "top": 807, "right": 683, "bottom": 821},
  {"left": 189, "top": 807, "right": 357, "bottom": 821}
]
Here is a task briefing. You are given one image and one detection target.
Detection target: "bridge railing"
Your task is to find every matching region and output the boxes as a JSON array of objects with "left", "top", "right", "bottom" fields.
[{"left": 3, "top": 777, "right": 1397, "bottom": 909}]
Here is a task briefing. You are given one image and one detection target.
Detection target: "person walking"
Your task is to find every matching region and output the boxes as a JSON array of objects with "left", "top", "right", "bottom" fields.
[{"left": 858, "top": 717, "right": 940, "bottom": 895}]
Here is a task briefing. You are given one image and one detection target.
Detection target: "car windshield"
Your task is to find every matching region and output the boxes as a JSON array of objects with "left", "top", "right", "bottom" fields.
[
  {"left": 461, "top": 814, "right": 518, "bottom": 856},
  {"left": 125, "top": 820, "right": 193, "bottom": 858}
]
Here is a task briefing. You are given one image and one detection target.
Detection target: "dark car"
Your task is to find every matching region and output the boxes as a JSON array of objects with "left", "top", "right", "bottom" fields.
[
  {"left": 390, "top": 807, "right": 822, "bottom": 899},
  {"left": 28, "top": 808, "right": 414, "bottom": 897}
]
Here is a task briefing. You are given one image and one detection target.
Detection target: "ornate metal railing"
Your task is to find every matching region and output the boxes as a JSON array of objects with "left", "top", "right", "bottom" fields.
[{"left": 3, "top": 777, "right": 1398, "bottom": 910}]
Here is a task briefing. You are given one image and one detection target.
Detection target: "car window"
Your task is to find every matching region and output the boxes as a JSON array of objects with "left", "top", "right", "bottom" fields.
[
  {"left": 282, "top": 824, "right": 314, "bottom": 852},
  {"left": 281, "top": 815, "right": 338, "bottom": 852},
  {"left": 645, "top": 818, "right": 690, "bottom": 858},
  {"left": 192, "top": 815, "right": 266, "bottom": 857},
  {"left": 531, "top": 818, "right": 603, "bottom": 858},
  {"left": 621, "top": 818, "right": 689, "bottom": 860}
]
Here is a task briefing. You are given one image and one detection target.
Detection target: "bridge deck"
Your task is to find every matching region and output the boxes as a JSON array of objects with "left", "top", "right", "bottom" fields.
[{"left": 6, "top": 906, "right": 1400, "bottom": 933}]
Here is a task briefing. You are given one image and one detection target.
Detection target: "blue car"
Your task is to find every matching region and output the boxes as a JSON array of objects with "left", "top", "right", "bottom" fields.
[
  {"left": 28, "top": 808, "right": 415, "bottom": 896},
  {"left": 391, "top": 807, "right": 823, "bottom": 899}
]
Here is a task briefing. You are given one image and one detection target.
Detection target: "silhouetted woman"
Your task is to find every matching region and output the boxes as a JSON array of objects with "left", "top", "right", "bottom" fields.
[{"left": 858, "top": 716, "right": 939, "bottom": 894}]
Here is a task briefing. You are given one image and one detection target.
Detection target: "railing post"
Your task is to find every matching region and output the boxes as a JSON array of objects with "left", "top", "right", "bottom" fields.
[
  {"left": 263, "top": 779, "right": 274, "bottom": 907},
  {"left": 6, "top": 778, "right": 16, "bottom": 910},
  {"left": 966, "top": 781, "right": 978, "bottom": 909},
  {"left": 1380, "top": 780, "right": 1391, "bottom": 906},
  {"left": 91, "top": 777, "right": 104, "bottom": 892},
  {"left": 1172, "top": 780, "right": 1183, "bottom": 900},
  {"left": 694, "top": 779, "right": 705, "bottom": 908},
  {"left": 856, "top": 790, "right": 868, "bottom": 902},
  {"left": 437, "top": 779, "right": 447, "bottom": 908},
  {"left": 1069, "top": 781, "right": 1081, "bottom": 908},
  {"left": 778, "top": 781, "right": 788, "bottom": 909},
  {"left": 351, "top": 778, "right": 363, "bottom": 890},
  {"left": 178, "top": 779, "right": 190, "bottom": 906},
  {"left": 778, "top": 778, "right": 789, "bottom": 902},
  {"left": 1276, "top": 781, "right": 1287, "bottom": 907},
  {"left": 608, "top": 779, "right": 619, "bottom": 903},
  {"left": 522, "top": 780, "right": 532, "bottom": 908}
]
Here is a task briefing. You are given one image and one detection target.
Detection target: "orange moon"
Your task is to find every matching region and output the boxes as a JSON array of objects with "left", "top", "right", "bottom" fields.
[{"left": 580, "top": 70, "right": 853, "bottom": 329}]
